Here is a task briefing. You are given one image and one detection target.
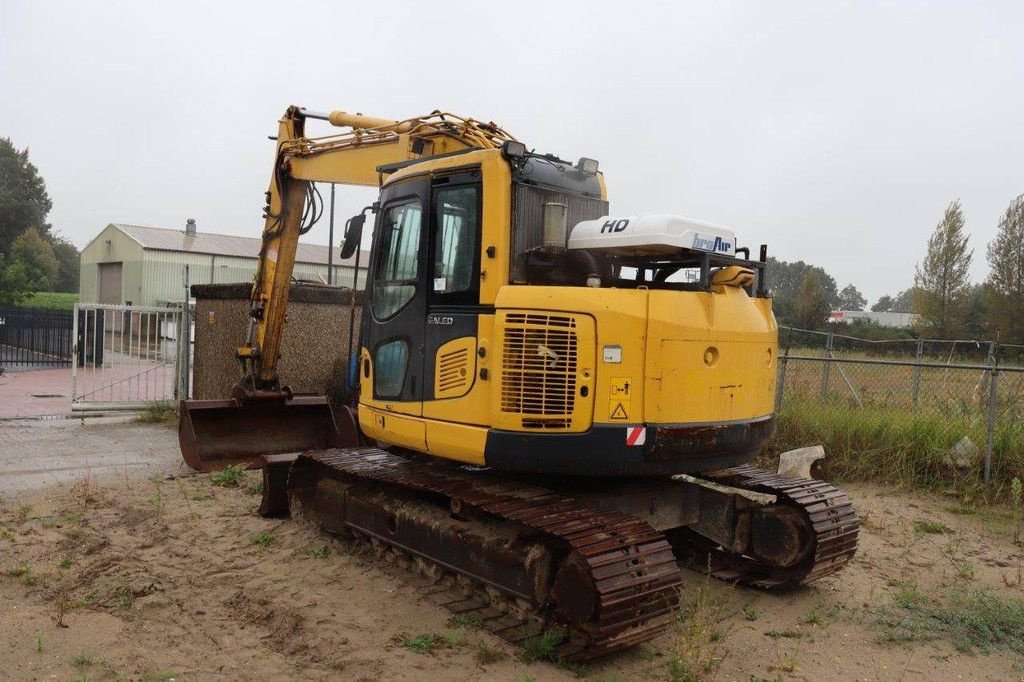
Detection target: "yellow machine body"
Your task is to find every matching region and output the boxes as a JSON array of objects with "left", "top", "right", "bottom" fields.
[{"left": 181, "top": 107, "right": 778, "bottom": 477}]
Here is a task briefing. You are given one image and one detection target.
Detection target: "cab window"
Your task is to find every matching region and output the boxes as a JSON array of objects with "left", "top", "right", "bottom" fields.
[
  {"left": 431, "top": 185, "right": 480, "bottom": 301},
  {"left": 372, "top": 198, "right": 423, "bottom": 320}
]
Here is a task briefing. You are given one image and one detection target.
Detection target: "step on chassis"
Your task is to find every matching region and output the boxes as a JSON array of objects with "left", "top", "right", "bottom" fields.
[{"left": 260, "top": 447, "right": 860, "bottom": 662}]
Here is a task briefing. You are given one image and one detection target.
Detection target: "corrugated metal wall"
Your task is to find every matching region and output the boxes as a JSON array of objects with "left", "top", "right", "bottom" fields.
[{"left": 79, "top": 225, "right": 145, "bottom": 304}]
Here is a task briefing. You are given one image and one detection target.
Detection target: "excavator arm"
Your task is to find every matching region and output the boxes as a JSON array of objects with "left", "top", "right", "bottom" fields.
[
  {"left": 180, "top": 105, "right": 516, "bottom": 471},
  {"left": 244, "top": 106, "right": 515, "bottom": 392}
]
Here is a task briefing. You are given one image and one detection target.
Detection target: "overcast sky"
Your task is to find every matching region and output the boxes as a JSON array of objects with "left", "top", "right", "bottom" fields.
[{"left": 2, "top": 0, "right": 1021, "bottom": 303}]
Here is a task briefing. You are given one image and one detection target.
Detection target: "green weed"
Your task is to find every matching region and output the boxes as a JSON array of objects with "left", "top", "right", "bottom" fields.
[
  {"left": 913, "top": 519, "right": 952, "bottom": 535},
  {"left": 211, "top": 465, "right": 246, "bottom": 488},
  {"left": 246, "top": 480, "right": 264, "bottom": 495},
  {"left": 253, "top": 531, "right": 275, "bottom": 550},
  {"left": 766, "top": 398, "right": 1024, "bottom": 500},
  {"left": 144, "top": 670, "right": 177, "bottom": 681},
  {"left": 114, "top": 584, "right": 135, "bottom": 609},
  {"left": 35, "top": 633, "right": 42, "bottom": 653},
  {"left": 520, "top": 628, "right": 565, "bottom": 663},
  {"left": 304, "top": 544, "right": 328, "bottom": 559},
  {"left": 875, "top": 581, "right": 1024, "bottom": 654},
  {"left": 449, "top": 613, "right": 482, "bottom": 628},
  {"left": 742, "top": 604, "right": 760, "bottom": 621},
  {"left": 765, "top": 629, "right": 807, "bottom": 639},
  {"left": 136, "top": 402, "right": 178, "bottom": 427},
  {"left": 400, "top": 632, "right": 460, "bottom": 654},
  {"left": 668, "top": 581, "right": 726, "bottom": 681}
]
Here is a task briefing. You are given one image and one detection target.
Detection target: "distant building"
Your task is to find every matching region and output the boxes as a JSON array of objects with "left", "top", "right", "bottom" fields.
[
  {"left": 828, "top": 310, "right": 917, "bottom": 328},
  {"left": 79, "top": 221, "right": 369, "bottom": 307}
]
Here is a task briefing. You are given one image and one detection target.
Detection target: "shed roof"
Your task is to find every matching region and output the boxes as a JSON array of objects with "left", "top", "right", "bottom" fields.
[{"left": 106, "top": 223, "right": 369, "bottom": 266}]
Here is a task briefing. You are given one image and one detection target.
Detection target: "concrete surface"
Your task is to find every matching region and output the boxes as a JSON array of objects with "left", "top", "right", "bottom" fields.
[
  {"left": 0, "top": 416, "right": 187, "bottom": 497},
  {"left": 0, "top": 367, "right": 72, "bottom": 418}
]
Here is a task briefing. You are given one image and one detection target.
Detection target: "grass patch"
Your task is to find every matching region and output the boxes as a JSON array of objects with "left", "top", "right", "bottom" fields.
[
  {"left": 210, "top": 465, "right": 246, "bottom": 488},
  {"left": 22, "top": 291, "right": 78, "bottom": 310},
  {"left": 136, "top": 402, "right": 177, "bottom": 427},
  {"left": 144, "top": 670, "right": 177, "bottom": 681},
  {"left": 742, "top": 604, "right": 760, "bottom": 621},
  {"left": 766, "top": 398, "right": 1024, "bottom": 501},
  {"left": 400, "top": 632, "right": 461, "bottom": 654},
  {"left": 765, "top": 628, "right": 807, "bottom": 639},
  {"left": 304, "top": 544, "right": 329, "bottom": 559},
  {"left": 114, "top": 584, "right": 135, "bottom": 609},
  {"left": 913, "top": 519, "right": 952, "bottom": 535},
  {"left": 253, "top": 531, "right": 275, "bottom": 550},
  {"left": 449, "top": 613, "right": 482, "bottom": 628},
  {"left": 875, "top": 581, "right": 1024, "bottom": 654},
  {"left": 520, "top": 628, "right": 566, "bottom": 663},
  {"left": 246, "top": 480, "right": 264, "bottom": 495},
  {"left": 668, "top": 581, "right": 726, "bottom": 681}
]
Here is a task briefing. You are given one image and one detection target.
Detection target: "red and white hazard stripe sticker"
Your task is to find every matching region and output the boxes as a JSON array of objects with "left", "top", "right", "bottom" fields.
[{"left": 625, "top": 426, "right": 646, "bottom": 446}]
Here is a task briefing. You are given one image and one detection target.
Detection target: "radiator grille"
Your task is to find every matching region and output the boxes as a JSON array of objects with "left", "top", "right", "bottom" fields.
[
  {"left": 500, "top": 313, "right": 578, "bottom": 429},
  {"left": 437, "top": 347, "right": 469, "bottom": 394}
]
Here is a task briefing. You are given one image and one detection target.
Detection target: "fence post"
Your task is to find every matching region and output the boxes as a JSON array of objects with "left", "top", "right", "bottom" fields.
[
  {"left": 911, "top": 338, "right": 923, "bottom": 408},
  {"left": 775, "top": 344, "right": 788, "bottom": 411},
  {"left": 819, "top": 332, "right": 833, "bottom": 402},
  {"left": 984, "top": 341, "right": 999, "bottom": 485}
]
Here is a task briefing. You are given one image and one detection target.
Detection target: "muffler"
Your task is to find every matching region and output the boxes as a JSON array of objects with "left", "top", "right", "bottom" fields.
[{"left": 178, "top": 395, "right": 356, "bottom": 472}]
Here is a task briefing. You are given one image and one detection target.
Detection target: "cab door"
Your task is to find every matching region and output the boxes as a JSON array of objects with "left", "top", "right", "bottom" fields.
[
  {"left": 362, "top": 177, "right": 430, "bottom": 415},
  {"left": 421, "top": 170, "right": 487, "bottom": 422}
]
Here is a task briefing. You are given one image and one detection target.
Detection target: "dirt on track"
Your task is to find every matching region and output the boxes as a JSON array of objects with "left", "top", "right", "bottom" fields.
[{"left": 2, "top": 469, "right": 1024, "bottom": 681}]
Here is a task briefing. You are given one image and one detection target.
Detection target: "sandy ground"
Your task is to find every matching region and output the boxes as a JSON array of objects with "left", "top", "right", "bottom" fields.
[{"left": 2, "top": 423, "right": 1024, "bottom": 680}]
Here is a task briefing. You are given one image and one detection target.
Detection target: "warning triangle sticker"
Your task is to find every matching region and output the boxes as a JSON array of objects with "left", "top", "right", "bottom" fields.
[{"left": 610, "top": 403, "right": 628, "bottom": 420}]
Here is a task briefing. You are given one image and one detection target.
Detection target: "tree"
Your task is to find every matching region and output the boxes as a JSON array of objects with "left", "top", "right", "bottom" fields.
[
  {"left": 985, "top": 194, "right": 1024, "bottom": 343},
  {"left": 871, "top": 288, "right": 917, "bottom": 313},
  {"left": 837, "top": 284, "right": 867, "bottom": 311},
  {"left": 766, "top": 257, "right": 838, "bottom": 325},
  {"left": 891, "top": 288, "right": 916, "bottom": 313},
  {"left": 0, "top": 138, "right": 52, "bottom": 255},
  {"left": 793, "top": 269, "right": 832, "bottom": 330},
  {"left": 10, "top": 227, "right": 58, "bottom": 291},
  {"left": 50, "top": 235, "right": 80, "bottom": 292},
  {"left": 0, "top": 252, "right": 31, "bottom": 304},
  {"left": 871, "top": 295, "right": 894, "bottom": 312},
  {"left": 962, "top": 283, "right": 989, "bottom": 339},
  {"left": 913, "top": 200, "right": 972, "bottom": 338}
]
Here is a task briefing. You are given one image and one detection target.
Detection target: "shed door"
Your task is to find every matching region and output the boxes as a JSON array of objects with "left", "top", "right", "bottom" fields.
[{"left": 98, "top": 262, "right": 123, "bottom": 304}]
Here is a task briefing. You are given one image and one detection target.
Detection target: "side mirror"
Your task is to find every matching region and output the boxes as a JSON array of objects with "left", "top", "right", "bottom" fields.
[{"left": 340, "top": 214, "right": 366, "bottom": 259}]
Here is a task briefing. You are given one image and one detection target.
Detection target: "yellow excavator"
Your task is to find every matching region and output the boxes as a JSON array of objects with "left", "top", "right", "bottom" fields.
[{"left": 179, "top": 107, "right": 860, "bottom": 661}]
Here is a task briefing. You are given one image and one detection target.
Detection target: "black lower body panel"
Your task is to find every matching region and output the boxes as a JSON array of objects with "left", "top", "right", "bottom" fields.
[{"left": 483, "top": 416, "right": 775, "bottom": 476}]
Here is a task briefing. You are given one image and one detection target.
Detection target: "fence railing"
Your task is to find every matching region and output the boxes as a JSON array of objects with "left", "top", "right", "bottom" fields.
[
  {"left": 0, "top": 305, "right": 74, "bottom": 368},
  {"left": 776, "top": 326, "right": 1024, "bottom": 484}
]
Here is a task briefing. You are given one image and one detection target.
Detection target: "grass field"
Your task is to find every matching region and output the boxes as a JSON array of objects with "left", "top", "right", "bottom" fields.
[{"left": 19, "top": 292, "right": 78, "bottom": 310}]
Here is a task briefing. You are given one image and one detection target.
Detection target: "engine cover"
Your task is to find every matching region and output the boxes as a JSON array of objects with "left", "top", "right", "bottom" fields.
[{"left": 568, "top": 214, "right": 736, "bottom": 256}]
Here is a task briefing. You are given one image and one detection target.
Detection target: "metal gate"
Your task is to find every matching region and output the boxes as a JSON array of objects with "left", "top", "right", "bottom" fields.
[
  {"left": 71, "top": 303, "right": 192, "bottom": 411},
  {"left": 0, "top": 305, "right": 74, "bottom": 369}
]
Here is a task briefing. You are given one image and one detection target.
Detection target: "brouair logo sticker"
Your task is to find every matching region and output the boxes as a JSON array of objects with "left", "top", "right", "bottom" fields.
[{"left": 691, "top": 234, "right": 733, "bottom": 253}]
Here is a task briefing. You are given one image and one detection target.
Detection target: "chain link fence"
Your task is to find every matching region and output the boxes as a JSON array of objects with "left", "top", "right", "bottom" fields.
[{"left": 775, "top": 326, "right": 1024, "bottom": 485}]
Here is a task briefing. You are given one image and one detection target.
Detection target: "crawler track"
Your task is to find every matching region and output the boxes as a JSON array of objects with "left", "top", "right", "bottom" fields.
[
  {"left": 289, "top": 448, "right": 682, "bottom": 661},
  {"left": 276, "top": 450, "right": 860, "bottom": 660},
  {"left": 683, "top": 465, "right": 861, "bottom": 588}
]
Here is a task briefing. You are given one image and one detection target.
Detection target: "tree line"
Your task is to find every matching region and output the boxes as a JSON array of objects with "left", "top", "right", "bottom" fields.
[
  {"left": 769, "top": 195, "right": 1024, "bottom": 344},
  {"left": 0, "top": 137, "right": 79, "bottom": 304}
]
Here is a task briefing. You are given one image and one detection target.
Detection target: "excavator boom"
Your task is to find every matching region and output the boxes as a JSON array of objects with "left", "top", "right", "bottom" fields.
[{"left": 179, "top": 106, "right": 515, "bottom": 470}]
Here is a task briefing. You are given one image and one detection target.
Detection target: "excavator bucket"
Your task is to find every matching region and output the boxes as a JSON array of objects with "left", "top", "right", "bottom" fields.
[{"left": 178, "top": 396, "right": 355, "bottom": 472}]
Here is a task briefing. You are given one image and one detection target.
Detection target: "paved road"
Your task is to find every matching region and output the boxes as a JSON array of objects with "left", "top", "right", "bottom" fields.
[{"left": 0, "top": 416, "right": 188, "bottom": 497}]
